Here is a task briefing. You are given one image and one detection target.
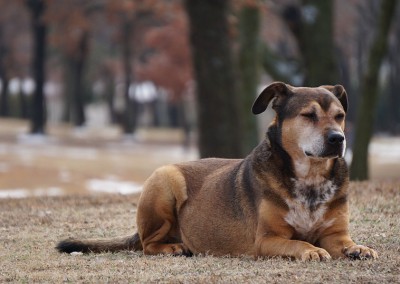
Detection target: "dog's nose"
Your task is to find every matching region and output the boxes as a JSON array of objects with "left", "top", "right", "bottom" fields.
[{"left": 327, "top": 131, "right": 344, "bottom": 145}]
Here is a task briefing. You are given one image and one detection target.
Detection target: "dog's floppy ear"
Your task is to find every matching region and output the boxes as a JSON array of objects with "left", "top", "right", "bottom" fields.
[
  {"left": 252, "top": 82, "right": 290, "bottom": 114},
  {"left": 321, "top": 85, "right": 348, "bottom": 113}
]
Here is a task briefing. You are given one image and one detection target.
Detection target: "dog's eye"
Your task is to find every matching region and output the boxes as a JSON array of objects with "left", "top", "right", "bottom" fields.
[
  {"left": 301, "top": 112, "right": 317, "bottom": 120},
  {"left": 335, "top": 113, "right": 345, "bottom": 121}
]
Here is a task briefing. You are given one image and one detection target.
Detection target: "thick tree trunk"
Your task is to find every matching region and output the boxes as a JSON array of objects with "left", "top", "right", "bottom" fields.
[
  {"left": 301, "top": 0, "right": 339, "bottom": 85},
  {"left": 237, "top": 5, "right": 260, "bottom": 154},
  {"left": 27, "top": 0, "right": 47, "bottom": 134},
  {"left": 63, "top": 32, "right": 89, "bottom": 127},
  {"left": 350, "top": 0, "right": 397, "bottom": 180},
  {"left": 283, "top": 0, "right": 339, "bottom": 86},
  {"left": 184, "top": 0, "right": 243, "bottom": 158}
]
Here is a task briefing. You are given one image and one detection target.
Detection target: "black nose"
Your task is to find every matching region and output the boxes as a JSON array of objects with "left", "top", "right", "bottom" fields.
[{"left": 327, "top": 131, "right": 344, "bottom": 145}]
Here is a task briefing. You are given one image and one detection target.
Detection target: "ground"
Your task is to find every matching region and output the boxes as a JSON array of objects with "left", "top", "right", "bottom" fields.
[
  {"left": 1, "top": 182, "right": 399, "bottom": 283},
  {"left": 0, "top": 119, "right": 399, "bottom": 282}
]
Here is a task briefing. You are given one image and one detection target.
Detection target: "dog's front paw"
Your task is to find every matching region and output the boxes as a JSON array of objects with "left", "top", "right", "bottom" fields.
[
  {"left": 343, "top": 245, "right": 378, "bottom": 260},
  {"left": 300, "top": 248, "right": 331, "bottom": 261},
  {"left": 165, "top": 243, "right": 193, "bottom": 257}
]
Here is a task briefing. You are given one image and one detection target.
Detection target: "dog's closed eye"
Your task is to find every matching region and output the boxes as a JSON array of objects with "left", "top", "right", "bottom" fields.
[
  {"left": 301, "top": 112, "right": 317, "bottom": 121},
  {"left": 335, "top": 113, "right": 345, "bottom": 121}
]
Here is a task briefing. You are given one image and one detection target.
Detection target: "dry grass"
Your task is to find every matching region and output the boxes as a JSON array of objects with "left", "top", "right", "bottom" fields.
[{"left": 1, "top": 181, "right": 399, "bottom": 283}]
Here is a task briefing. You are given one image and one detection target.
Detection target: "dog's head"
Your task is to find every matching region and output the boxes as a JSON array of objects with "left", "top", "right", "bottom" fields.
[{"left": 252, "top": 82, "right": 347, "bottom": 160}]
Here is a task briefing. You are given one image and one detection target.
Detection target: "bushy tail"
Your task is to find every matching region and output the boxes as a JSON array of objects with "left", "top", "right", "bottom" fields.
[{"left": 56, "top": 233, "right": 142, "bottom": 253}]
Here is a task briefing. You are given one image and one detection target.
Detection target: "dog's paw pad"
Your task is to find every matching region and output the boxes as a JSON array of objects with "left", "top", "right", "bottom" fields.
[{"left": 343, "top": 245, "right": 378, "bottom": 260}]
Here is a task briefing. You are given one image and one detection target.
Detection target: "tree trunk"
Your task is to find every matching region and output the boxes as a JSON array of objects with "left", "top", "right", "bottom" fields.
[
  {"left": 0, "top": 27, "right": 9, "bottom": 117},
  {"left": 388, "top": 56, "right": 400, "bottom": 134},
  {"left": 62, "top": 32, "right": 89, "bottom": 127},
  {"left": 184, "top": 0, "right": 243, "bottom": 158},
  {"left": 283, "top": 0, "right": 339, "bottom": 86},
  {"left": 0, "top": 78, "right": 9, "bottom": 117},
  {"left": 387, "top": 14, "right": 400, "bottom": 135},
  {"left": 237, "top": 5, "right": 260, "bottom": 154},
  {"left": 105, "top": 73, "right": 116, "bottom": 124},
  {"left": 18, "top": 91, "right": 28, "bottom": 119},
  {"left": 27, "top": 0, "right": 47, "bottom": 134},
  {"left": 122, "top": 19, "right": 137, "bottom": 134},
  {"left": 350, "top": 0, "right": 397, "bottom": 180},
  {"left": 62, "top": 58, "right": 72, "bottom": 123},
  {"left": 71, "top": 31, "right": 88, "bottom": 127},
  {"left": 260, "top": 43, "right": 296, "bottom": 84}
]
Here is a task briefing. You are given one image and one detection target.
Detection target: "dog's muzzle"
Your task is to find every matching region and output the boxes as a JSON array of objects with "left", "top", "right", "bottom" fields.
[{"left": 323, "top": 130, "right": 345, "bottom": 158}]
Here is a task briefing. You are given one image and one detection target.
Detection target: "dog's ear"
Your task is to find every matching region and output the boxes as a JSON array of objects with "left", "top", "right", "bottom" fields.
[
  {"left": 321, "top": 85, "right": 348, "bottom": 113},
  {"left": 252, "top": 82, "right": 290, "bottom": 114}
]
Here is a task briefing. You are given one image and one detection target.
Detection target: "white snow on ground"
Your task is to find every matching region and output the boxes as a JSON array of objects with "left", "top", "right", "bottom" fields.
[
  {"left": 0, "top": 179, "right": 143, "bottom": 198},
  {"left": 0, "top": 187, "right": 64, "bottom": 199},
  {"left": 17, "top": 133, "right": 57, "bottom": 145},
  {"left": 86, "top": 179, "right": 142, "bottom": 195},
  {"left": 1, "top": 143, "right": 99, "bottom": 161},
  {"left": 369, "top": 139, "right": 400, "bottom": 164}
]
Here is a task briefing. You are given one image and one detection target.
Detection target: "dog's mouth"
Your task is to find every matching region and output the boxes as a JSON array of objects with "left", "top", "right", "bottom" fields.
[
  {"left": 305, "top": 151, "right": 313, "bottom": 157},
  {"left": 304, "top": 150, "right": 339, "bottom": 159}
]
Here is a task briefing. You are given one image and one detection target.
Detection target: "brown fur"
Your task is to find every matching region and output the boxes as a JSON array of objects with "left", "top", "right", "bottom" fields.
[{"left": 57, "top": 82, "right": 377, "bottom": 261}]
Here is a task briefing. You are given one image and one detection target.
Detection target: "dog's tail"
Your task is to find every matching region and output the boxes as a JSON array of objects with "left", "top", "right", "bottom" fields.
[{"left": 56, "top": 233, "right": 142, "bottom": 254}]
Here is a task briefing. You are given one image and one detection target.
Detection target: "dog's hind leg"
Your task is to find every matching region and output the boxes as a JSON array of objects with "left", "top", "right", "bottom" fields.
[{"left": 136, "top": 165, "right": 191, "bottom": 256}]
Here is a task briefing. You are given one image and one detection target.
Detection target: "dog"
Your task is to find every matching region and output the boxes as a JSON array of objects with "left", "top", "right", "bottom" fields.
[{"left": 57, "top": 82, "right": 378, "bottom": 261}]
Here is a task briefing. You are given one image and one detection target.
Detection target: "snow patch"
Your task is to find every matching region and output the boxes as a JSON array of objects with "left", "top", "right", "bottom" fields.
[
  {"left": 0, "top": 187, "right": 64, "bottom": 199},
  {"left": 17, "top": 133, "right": 57, "bottom": 145},
  {"left": 370, "top": 141, "right": 400, "bottom": 164},
  {"left": 86, "top": 179, "right": 142, "bottom": 195}
]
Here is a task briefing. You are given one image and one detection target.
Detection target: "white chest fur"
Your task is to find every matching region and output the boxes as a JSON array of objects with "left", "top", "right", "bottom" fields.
[{"left": 284, "top": 178, "right": 337, "bottom": 242}]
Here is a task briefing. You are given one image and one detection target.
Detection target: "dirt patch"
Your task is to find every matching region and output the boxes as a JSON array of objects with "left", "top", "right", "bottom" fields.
[{"left": 0, "top": 181, "right": 399, "bottom": 283}]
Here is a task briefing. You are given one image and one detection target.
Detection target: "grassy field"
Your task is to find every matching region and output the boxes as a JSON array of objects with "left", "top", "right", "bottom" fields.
[
  {"left": 0, "top": 119, "right": 399, "bottom": 282},
  {"left": 1, "top": 181, "right": 399, "bottom": 283}
]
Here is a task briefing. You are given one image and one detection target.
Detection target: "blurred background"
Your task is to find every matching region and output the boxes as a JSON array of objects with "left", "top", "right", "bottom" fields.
[{"left": 0, "top": 0, "right": 399, "bottom": 198}]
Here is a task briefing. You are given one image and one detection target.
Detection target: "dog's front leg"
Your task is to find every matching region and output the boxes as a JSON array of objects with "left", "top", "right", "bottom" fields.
[
  {"left": 257, "top": 236, "right": 331, "bottom": 261},
  {"left": 318, "top": 232, "right": 378, "bottom": 260},
  {"left": 257, "top": 201, "right": 331, "bottom": 261}
]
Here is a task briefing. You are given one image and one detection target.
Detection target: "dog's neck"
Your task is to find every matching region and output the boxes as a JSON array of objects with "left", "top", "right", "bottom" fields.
[
  {"left": 292, "top": 156, "right": 335, "bottom": 180},
  {"left": 266, "top": 126, "right": 335, "bottom": 181}
]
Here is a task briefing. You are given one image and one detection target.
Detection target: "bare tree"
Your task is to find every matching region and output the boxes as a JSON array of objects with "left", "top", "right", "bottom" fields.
[
  {"left": 237, "top": 3, "right": 261, "bottom": 154},
  {"left": 0, "top": 26, "right": 9, "bottom": 117},
  {"left": 350, "top": 0, "right": 398, "bottom": 180},
  {"left": 184, "top": 0, "right": 243, "bottom": 158},
  {"left": 26, "top": 0, "right": 47, "bottom": 134},
  {"left": 282, "top": 0, "right": 339, "bottom": 86}
]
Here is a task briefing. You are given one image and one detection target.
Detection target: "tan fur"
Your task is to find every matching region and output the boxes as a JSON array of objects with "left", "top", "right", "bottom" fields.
[{"left": 57, "top": 82, "right": 377, "bottom": 261}]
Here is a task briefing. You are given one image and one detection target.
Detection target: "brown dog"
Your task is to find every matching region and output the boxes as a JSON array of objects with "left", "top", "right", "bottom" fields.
[{"left": 57, "top": 82, "right": 378, "bottom": 261}]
